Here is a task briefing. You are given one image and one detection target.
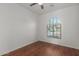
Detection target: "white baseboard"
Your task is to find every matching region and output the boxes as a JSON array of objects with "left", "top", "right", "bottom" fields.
[
  {"left": 1, "top": 40, "right": 38, "bottom": 56},
  {"left": 39, "top": 40, "right": 79, "bottom": 50}
]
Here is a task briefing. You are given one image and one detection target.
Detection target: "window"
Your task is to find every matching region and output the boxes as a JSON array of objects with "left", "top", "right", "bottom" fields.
[{"left": 47, "top": 16, "right": 62, "bottom": 39}]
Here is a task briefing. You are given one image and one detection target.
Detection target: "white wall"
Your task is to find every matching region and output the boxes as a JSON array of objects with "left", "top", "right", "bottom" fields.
[
  {"left": 37, "top": 5, "right": 79, "bottom": 49},
  {"left": 0, "top": 4, "right": 37, "bottom": 55}
]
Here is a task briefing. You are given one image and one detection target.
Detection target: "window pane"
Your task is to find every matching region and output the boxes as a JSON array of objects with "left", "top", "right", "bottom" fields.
[{"left": 47, "top": 16, "right": 61, "bottom": 39}]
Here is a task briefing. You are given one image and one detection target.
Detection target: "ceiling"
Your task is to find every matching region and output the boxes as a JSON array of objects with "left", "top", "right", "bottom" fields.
[{"left": 19, "top": 3, "right": 79, "bottom": 15}]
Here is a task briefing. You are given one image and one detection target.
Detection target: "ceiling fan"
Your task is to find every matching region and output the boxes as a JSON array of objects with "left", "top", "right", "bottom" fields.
[{"left": 30, "top": 3, "right": 44, "bottom": 9}]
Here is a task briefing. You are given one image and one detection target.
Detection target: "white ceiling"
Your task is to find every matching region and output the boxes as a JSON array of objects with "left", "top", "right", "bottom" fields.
[{"left": 19, "top": 3, "right": 79, "bottom": 15}]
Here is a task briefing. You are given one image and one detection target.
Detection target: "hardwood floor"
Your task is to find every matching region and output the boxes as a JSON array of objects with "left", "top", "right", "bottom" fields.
[{"left": 3, "top": 41, "right": 79, "bottom": 56}]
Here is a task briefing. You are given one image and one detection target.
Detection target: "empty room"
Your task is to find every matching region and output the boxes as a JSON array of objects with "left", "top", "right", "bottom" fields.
[{"left": 0, "top": 3, "right": 79, "bottom": 56}]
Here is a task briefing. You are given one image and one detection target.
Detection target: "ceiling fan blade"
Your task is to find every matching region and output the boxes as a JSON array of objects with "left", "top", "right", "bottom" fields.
[
  {"left": 41, "top": 5, "right": 44, "bottom": 9},
  {"left": 30, "top": 3, "right": 37, "bottom": 6}
]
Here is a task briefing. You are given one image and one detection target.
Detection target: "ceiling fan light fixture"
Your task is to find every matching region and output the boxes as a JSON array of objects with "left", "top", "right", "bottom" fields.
[{"left": 38, "top": 3, "right": 43, "bottom": 5}]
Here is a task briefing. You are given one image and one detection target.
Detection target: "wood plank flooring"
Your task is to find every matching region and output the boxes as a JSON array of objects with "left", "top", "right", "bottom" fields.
[{"left": 3, "top": 41, "right": 79, "bottom": 56}]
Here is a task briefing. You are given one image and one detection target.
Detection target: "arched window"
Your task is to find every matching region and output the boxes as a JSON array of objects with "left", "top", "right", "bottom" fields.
[{"left": 47, "top": 16, "right": 61, "bottom": 39}]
